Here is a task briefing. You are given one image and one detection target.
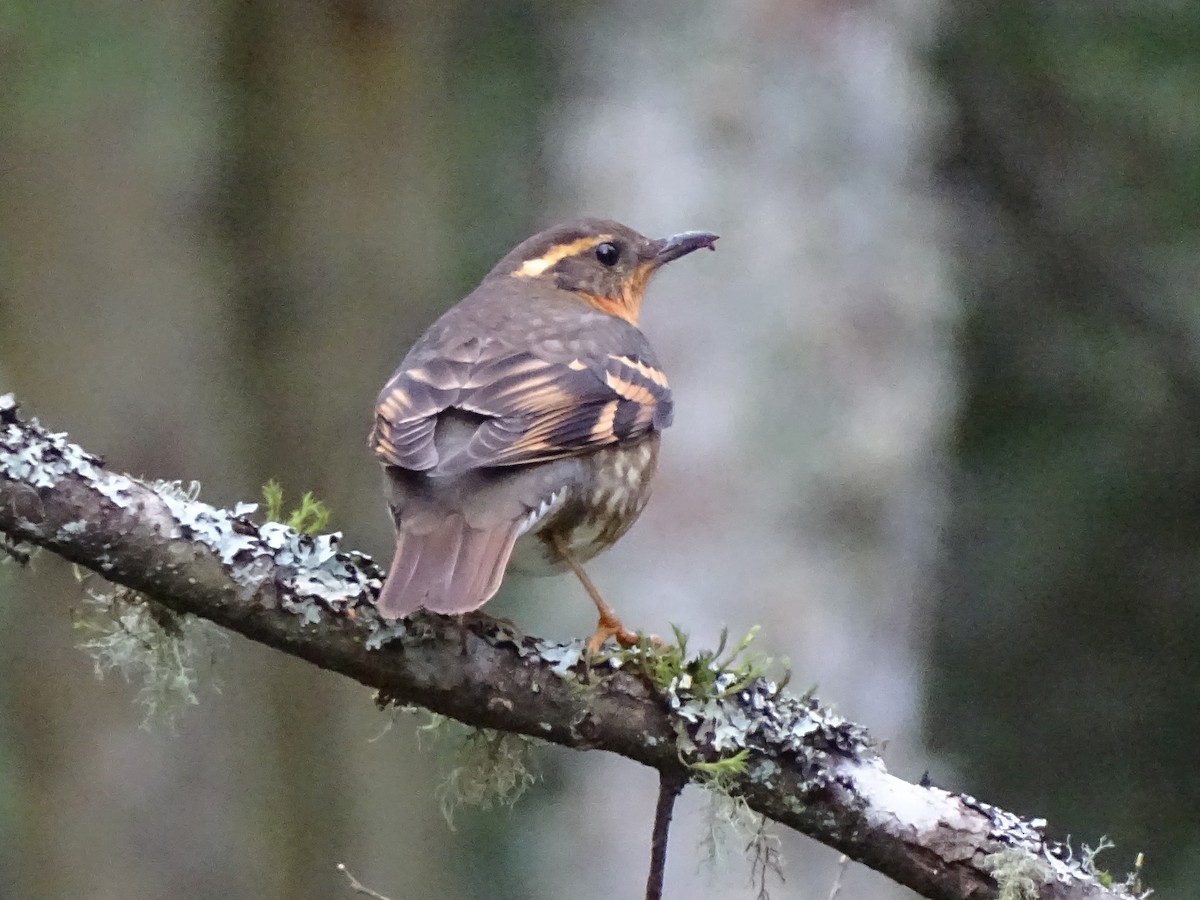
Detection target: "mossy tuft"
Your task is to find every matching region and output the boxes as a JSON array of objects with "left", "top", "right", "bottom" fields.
[
  {"left": 261, "top": 479, "right": 331, "bottom": 534},
  {"left": 607, "top": 623, "right": 788, "bottom": 702},
  {"left": 688, "top": 748, "right": 750, "bottom": 782}
]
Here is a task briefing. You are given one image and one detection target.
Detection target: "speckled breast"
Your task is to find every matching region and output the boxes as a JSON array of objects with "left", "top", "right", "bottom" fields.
[{"left": 508, "top": 437, "right": 661, "bottom": 576}]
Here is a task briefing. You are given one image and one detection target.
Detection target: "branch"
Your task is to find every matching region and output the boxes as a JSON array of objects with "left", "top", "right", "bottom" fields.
[
  {"left": 337, "top": 864, "right": 395, "bottom": 900},
  {"left": 0, "top": 394, "right": 1136, "bottom": 900},
  {"left": 645, "top": 769, "right": 687, "bottom": 900}
]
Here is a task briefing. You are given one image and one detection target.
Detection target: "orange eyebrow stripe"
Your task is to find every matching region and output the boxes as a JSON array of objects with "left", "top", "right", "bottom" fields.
[{"left": 512, "top": 235, "right": 613, "bottom": 278}]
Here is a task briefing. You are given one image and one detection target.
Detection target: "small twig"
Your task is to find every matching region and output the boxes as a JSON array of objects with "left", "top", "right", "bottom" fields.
[
  {"left": 826, "top": 854, "right": 850, "bottom": 900},
  {"left": 337, "top": 863, "right": 395, "bottom": 900},
  {"left": 645, "top": 768, "right": 688, "bottom": 900}
]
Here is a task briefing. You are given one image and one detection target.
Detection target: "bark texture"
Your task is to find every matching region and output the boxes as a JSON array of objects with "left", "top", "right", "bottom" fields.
[{"left": 0, "top": 395, "right": 1133, "bottom": 900}]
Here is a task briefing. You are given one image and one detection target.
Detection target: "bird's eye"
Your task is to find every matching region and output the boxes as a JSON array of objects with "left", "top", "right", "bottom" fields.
[{"left": 595, "top": 242, "right": 620, "bottom": 267}]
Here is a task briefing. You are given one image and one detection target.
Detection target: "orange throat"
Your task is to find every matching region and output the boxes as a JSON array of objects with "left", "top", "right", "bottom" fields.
[
  {"left": 578, "top": 265, "right": 652, "bottom": 325},
  {"left": 580, "top": 292, "right": 639, "bottom": 325}
]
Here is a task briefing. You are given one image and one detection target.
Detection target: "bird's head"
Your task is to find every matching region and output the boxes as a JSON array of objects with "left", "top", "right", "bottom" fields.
[{"left": 491, "top": 219, "right": 718, "bottom": 324}]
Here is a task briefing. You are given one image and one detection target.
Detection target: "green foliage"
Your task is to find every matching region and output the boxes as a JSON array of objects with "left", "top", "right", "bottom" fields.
[
  {"left": 627, "top": 625, "right": 689, "bottom": 688},
  {"left": 626, "top": 624, "right": 785, "bottom": 701},
  {"left": 687, "top": 749, "right": 749, "bottom": 784},
  {"left": 261, "top": 479, "right": 284, "bottom": 522},
  {"left": 261, "top": 479, "right": 330, "bottom": 535}
]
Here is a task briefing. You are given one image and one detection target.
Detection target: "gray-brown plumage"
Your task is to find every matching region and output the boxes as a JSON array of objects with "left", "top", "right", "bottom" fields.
[{"left": 371, "top": 219, "right": 717, "bottom": 649}]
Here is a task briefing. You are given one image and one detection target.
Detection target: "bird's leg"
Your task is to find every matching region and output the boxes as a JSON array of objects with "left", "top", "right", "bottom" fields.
[{"left": 551, "top": 535, "right": 639, "bottom": 653}]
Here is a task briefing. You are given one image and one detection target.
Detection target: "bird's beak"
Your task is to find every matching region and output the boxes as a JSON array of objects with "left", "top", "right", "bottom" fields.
[{"left": 649, "top": 231, "right": 719, "bottom": 267}]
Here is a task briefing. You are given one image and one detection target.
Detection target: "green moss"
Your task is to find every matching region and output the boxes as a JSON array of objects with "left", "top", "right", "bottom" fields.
[
  {"left": 610, "top": 623, "right": 786, "bottom": 701},
  {"left": 688, "top": 749, "right": 749, "bottom": 783},
  {"left": 630, "top": 626, "right": 689, "bottom": 688},
  {"left": 261, "top": 479, "right": 331, "bottom": 534}
]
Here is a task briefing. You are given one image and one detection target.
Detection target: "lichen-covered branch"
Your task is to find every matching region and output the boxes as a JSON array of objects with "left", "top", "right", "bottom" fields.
[{"left": 0, "top": 395, "right": 1136, "bottom": 900}]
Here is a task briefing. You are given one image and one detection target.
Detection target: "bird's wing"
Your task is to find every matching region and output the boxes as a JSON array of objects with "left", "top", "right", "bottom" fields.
[{"left": 372, "top": 343, "right": 672, "bottom": 475}]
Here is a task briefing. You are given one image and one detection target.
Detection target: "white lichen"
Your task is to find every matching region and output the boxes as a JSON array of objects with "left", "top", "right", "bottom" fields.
[
  {"left": 1080, "top": 836, "right": 1115, "bottom": 873},
  {"left": 982, "top": 847, "right": 1047, "bottom": 900},
  {"left": 699, "top": 781, "right": 757, "bottom": 864},
  {"left": 75, "top": 587, "right": 226, "bottom": 730},
  {"left": 434, "top": 727, "right": 539, "bottom": 829},
  {"left": 689, "top": 749, "right": 784, "bottom": 898},
  {"left": 1, "top": 406, "right": 383, "bottom": 625},
  {"left": 537, "top": 641, "right": 584, "bottom": 675},
  {"left": 698, "top": 786, "right": 784, "bottom": 899},
  {"left": 365, "top": 617, "right": 409, "bottom": 649},
  {"left": 1074, "top": 837, "right": 1153, "bottom": 898},
  {"left": 855, "top": 761, "right": 945, "bottom": 835}
]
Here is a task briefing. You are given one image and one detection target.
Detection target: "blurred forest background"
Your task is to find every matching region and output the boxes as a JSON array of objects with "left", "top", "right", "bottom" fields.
[{"left": 1, "top": 1, "right": 1198, "bottom": 898}]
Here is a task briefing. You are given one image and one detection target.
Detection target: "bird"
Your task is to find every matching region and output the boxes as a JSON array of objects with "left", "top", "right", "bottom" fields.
[{"left": 370, "top": 219, "right": 718, "bottom": 652}]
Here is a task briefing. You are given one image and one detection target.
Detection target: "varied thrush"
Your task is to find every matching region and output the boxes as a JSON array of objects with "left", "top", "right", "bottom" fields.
[{"left": 370, "top": 219, "right": 718, "bottom": 651}]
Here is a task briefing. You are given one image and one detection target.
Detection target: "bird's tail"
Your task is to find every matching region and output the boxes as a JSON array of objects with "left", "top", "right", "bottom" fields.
[{"left": 374, "top": 513, "right": 523, "bottom": 619}]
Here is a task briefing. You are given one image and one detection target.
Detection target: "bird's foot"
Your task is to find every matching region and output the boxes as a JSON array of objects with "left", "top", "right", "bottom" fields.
[{"left": 585, "top": 614, "right": 642, "bottom": 656}]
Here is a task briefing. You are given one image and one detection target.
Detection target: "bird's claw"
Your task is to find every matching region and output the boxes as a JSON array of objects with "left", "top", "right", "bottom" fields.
[{"left": 586, "top": 619, "right": 659, "bottom": 655}]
